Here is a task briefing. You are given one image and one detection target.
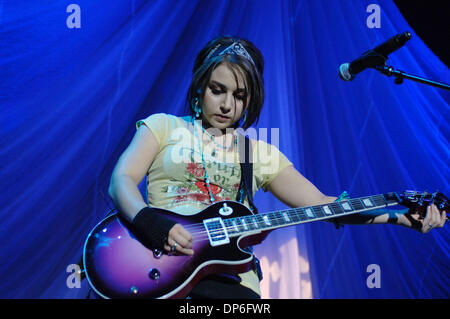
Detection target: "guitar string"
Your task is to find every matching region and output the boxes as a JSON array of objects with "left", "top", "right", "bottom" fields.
[
  {"left": 183, "top": 211, "right": 352, "bottom": 236},
  {"left": 171, "top": 200, "right": 420, "bottom": 244},
  {"left": 182, "top": 203, "right": 389, "bottom": 239},
  {"left": 184, "top": 213, "right": 340, "bottom": 238},
  {"left": 187, "top": 204, "right": 448, "bottom": 242},
  {"left": 168, "top": 194, "right": 443, "bottom": 244},
  {"left": 181, "top": 204, "right": 349, "bottom": 232},
  {"left": 185, "top": 215, "right": 320, "bottom": 239},
  {"left": 169, "top": 210, "right": 446, "bottom": 247},
  {"left": 170, "top": 194, "right": 392, "bottom": 239},
  {"left": 181, "top": 200, "right": 371, "bottom": 232},
  {"left": 180, "top": 195, "right": 389, "bottom": 233}
]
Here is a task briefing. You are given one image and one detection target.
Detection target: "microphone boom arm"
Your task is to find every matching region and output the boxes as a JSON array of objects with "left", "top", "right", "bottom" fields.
[{"left": 374, "top": 65, "right": 450, "bottom": 91}]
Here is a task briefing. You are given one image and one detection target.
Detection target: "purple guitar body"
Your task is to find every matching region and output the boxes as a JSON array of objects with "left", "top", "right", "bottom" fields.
[{"left": 83, "top": 201, "right": 268, "bottom": 299}]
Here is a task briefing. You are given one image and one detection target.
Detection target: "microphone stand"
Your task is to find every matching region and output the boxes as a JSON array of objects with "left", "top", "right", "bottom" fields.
[{"left": 374, "top": 65, "right": 450, "bottom": 91}]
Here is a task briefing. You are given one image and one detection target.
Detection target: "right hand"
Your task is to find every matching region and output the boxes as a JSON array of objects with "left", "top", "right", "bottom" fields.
[{"left": 164, "top": 223, "right": 194, "bottom": 255}]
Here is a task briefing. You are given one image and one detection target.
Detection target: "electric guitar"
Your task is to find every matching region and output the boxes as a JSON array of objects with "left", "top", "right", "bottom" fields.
[{"left": 82, "top": 190, "right": 448, "bottom": 299}]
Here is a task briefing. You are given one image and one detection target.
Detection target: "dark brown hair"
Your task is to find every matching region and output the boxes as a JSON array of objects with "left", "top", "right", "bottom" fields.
[{"left": 186, "top": 36, "right": 265, "bottom": 130}]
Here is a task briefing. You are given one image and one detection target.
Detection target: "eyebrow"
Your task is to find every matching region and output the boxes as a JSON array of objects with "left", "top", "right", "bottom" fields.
[{"left": 210, "top": 80, "right": 246, "bottom": 93}]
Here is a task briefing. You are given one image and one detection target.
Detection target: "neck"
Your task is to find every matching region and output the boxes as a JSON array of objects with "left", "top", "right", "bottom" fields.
[
  {"left": 216, "top": 193, "right": 401, "bottom": 238},
  {"left": 192, "top": 116, "right": 238, "bottom": 148},
  {"left": 201, "top": 118, "right": 229, "bottom": 136}
]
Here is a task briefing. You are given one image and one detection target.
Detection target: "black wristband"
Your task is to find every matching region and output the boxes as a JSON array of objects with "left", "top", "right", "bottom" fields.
[
  {"left": 132, "top": 207, "right": 177, "bottom": 249},
  {"left": 387, "top": 215, "right": 398, "bottom": 224}
]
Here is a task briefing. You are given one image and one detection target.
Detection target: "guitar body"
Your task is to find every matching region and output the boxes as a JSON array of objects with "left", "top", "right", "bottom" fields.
[
  {"left": 83, "top": 191, "right": 449, "bottom": 299},
  {"left": 83, "top": 201, "right": 268, "bottom": 299}
]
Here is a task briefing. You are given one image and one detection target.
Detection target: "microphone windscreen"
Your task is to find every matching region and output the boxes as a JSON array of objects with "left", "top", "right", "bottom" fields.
[{"left": 338, "top": 63, "right": 354, "bottom": 81}]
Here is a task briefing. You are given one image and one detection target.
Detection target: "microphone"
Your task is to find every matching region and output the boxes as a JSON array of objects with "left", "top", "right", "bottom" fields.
[{"left": 338, "top": 31, "right": 411, "bottom": 81}]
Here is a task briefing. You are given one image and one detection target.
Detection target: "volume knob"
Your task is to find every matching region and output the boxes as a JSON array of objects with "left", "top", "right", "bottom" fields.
[
  {"left": 149, "top": 268, "right": 160, "bottom": 280},
  {"left": 153, "top": 249, "right": 163, "bottom": 259}
]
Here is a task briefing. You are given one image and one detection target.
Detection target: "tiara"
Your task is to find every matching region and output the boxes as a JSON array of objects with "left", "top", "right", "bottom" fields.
[{"left": 205, "top": 41, "right": 255, "bottom": 66}]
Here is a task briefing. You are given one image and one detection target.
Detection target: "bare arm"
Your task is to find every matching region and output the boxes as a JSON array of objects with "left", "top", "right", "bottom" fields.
[
  {"left": 267, "top": 165, "right": 336, "bottom": 208},
  {"left": 108, "top": 126, "right": 159, "bottom": 222},
  {"left": 108, "top": 125, "right": 193, "bottom": 254}
]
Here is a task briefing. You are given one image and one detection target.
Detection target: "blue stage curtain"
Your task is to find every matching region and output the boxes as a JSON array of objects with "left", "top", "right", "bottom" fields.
[{"left": 0, "top": 0, "right": 448, "bottom": 298}]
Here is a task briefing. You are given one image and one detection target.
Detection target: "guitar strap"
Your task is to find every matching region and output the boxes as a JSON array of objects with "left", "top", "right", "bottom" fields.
[
  {"left": 237, "top": 135, "right": 258, "bottom": 214},
  {"left": 236, "top": 135, "right": 263, "bottom": 281}
]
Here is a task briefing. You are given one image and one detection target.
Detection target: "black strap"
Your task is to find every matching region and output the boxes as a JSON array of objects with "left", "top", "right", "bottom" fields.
[
  {"left": 237, "top": 136, "right": 263, "bottom": 281},
  {"left": 237, "top": 136, "right": 258, "bottom": 214}
]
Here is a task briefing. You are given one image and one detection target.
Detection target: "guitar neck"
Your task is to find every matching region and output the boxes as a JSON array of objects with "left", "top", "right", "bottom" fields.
[{"left": 223, "top": 192, "right": 402, "bottom": 236}]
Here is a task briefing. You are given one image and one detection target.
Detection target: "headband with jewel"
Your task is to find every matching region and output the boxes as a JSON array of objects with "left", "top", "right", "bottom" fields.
[{"left": 204, "top": 41, "right": 256, "bottom": 66}]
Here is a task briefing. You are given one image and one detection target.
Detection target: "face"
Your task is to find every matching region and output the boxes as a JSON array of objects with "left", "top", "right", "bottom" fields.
[{"left": 200, "top": 63, "right": 249, "bottom": 132}]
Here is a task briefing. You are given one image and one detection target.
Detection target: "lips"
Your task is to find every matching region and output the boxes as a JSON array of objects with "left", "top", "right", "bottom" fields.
[{"left": 214, "top": 114, "right": 230, "bottom": 122}]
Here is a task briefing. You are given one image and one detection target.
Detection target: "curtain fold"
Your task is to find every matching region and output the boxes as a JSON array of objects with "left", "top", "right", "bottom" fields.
[{"left": 0, "top": 0, "right": 448, "bottom": 298}]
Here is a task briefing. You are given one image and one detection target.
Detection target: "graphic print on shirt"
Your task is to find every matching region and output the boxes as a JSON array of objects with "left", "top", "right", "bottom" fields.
[{"left": 163, "top": 141, "right": 241, "bottom": 209}]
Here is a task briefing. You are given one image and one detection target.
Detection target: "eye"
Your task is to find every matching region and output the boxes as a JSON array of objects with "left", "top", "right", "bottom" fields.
[
  {"left": 235, "top": 92, "right": 247, "bottom": 101},
  {"left": 209, "top": 85, "right": 223, "bottom": 95}
]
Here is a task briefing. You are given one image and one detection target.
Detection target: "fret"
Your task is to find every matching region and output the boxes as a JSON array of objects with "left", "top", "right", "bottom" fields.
[
  {"left": 223, "top": 219, "right": 236, "bottom": 234},
  {"left": 250, "top": 215, "right": 260, "bottom": 229},
  {"left": 231, "top": 217, "right": 240, "bottom": 231},
  {"left": 267, "top": 212, "right": 279, "bottom": 226},
  {"left": 283, "top": 209, "right": 293, "bottom": 222},
  {"left": 255, "top": 215, "right": 266, "bottom": 228},
  {"left": 350, "top": 199, "right": 365, "bottom": 211},
  {"left": 238, "top": 217, "right": 249, "bottom": 231},
  {"left": 262, "top": 215, "right": 272, "bottom": 227},
  {"left": 287, "top": 208, "right": 300, "bottom": 223},
  {"left": 372, "top": 194, "right": 387, "bottom": 207},
  {"left": 296, "top": 208, "right": 308, "bottom": 221},
  {"left": 280, "top": 208, "right": 305, "bottom": 223},
  {"left": 322, "top": 205, "right": 334, "bottom": 216},
  {"left": 243, "top": 215, "right": 257, "bottom": 230},
  {"left": 231, "top": 219, "right": 240, "bottom": 232},
  {"left": 313, "top": 206, "right": 325, "bottom": 218},
  {"left": 303, "top": 207, "right": 315, "bottom": 219},
  {"left": 340, "top": 201, "right": 353, "bottom": 212},
  {"left": 281, "top": 211, "right": 291, "bottom": 223},
  {"left": 329, "top": 202, "right": 345, "bottom": 215},
  {"left": 273, "top": 211, "right": 284, "bottom": 226},
  {"left": 361, "top": 197, "right": 375, "bottom": 208}
]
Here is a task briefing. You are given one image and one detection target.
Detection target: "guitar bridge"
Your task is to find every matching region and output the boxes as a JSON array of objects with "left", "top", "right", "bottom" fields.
[{"left": 203, "top": 217, "right": 230, "bottom": 247}]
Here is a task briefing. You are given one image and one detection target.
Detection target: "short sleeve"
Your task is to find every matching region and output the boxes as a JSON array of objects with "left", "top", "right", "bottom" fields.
[
  {"left": 253, "top": 140, "right": 293, "bottom": 192},
  {"left": 136, "top": 113, "right": 173, "bottom": 149}
]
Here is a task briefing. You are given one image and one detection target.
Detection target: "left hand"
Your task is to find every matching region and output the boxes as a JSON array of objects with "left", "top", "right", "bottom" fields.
[{"left": 399, "top": 204, "right": 447, "bottom": 233}]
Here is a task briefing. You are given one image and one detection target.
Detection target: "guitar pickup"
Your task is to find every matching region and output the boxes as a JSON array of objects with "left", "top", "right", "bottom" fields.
[{"left": 203, "top": 217, "right": 230, "bottom": 247}]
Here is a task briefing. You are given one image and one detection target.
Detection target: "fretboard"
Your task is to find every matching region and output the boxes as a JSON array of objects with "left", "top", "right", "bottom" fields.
[{"left": 223, "top": 192, "right": 401, "bottom": 236}]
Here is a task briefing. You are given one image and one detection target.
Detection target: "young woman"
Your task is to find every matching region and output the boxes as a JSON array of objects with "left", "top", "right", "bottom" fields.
[{"left": 108, "top": 36, "right": 446, "bottom": 299}]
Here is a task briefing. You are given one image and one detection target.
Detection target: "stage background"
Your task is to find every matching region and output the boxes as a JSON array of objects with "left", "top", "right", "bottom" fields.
[{"left": 0, "top": 0, "right": 448, "bottom": 298}]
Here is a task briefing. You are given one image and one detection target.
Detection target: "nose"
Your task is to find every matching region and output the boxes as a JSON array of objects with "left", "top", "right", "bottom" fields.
[{"left": 220, "top": 93, "right": 234, "bottom": 114}]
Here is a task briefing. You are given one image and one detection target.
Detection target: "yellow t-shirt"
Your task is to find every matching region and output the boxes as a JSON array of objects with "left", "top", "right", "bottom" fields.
[{"left": 136, "top": 113, "right": 293, "bottom": 295}]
